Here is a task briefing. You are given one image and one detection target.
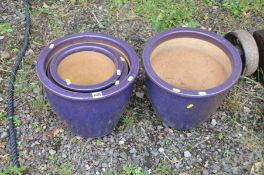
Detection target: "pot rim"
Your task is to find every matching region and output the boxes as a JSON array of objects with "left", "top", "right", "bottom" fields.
[
  {"left": 36, "top": 32, "right": 139, "bottom": 100},
  {"left": 143, "top": 28, "right": 242, "bottom": 98},
  {"left": 49, "top": 43, "right": 124, "bottom": 92}
]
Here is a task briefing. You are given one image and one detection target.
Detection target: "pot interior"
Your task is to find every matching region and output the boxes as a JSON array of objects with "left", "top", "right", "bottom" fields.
[
  {"left": 150, "top": 37, "right": 232, "bottom": 90},
  {"left": 57, "top": 51, "right": 115, "bottom": 86}
]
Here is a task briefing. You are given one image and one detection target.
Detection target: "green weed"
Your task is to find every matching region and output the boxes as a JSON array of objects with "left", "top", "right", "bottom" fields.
[
  {"left": 0, "top": 23, "right": 12, "bottom": 35},
  {"left": 96, "top": 139, "right": 103, "bottom": 146},
  {"left": 217, "top": 133, "right": 225, "bottom": 141},
  {"left": 163, "top": 137, "right": 170, "bottom": 145},
  {"left": 123, "top": 164, "right": 148, "bottom": 175},
  {"left": 54, "top": 136, "right": 62, "bottom": 145},
  {"left": 223, "top": 148, "right": 230, "bottom": 158},
  {"left": 30, "top": 99, "right": 49, "bottom": 114},
  {"left": 0, "top": 111, "right": 7, "bottom": 122},
  {"left": 122, "top": 116, "right": 134, "bottom": 128},
  {"left": 37, "top": 3, "right": 52, "bottom": 15},
  {"left": 32, "top": 122, "right": 45, "bottom": 132},
  {"left": 156, "top": 163, "right": 172, "bottom": 175},
  {"left": 56, "top": 163, "right": 72, "bottom": 175},
  {"left": 13, "top": 116, "right": 22, "bottom": 127}
]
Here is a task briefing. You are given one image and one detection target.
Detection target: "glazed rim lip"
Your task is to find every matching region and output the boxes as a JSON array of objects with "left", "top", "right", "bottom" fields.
[
  {"left": 36, "top": 32, "right": 139, "bottom": 100},
  {"left": 143, "top": 28, "right": 242, "bottom": 98},
  {"left": 49, "top": 43, "right": 124, "bottom": 92}
]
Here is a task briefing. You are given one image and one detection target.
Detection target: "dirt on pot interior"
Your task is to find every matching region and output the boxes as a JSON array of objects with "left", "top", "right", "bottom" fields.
[
  {"left": 58, "top": 51, "right": 116, "bottom": 86},
  {"left": 151, "top": 37, "right": 232, "bottom": 90}
]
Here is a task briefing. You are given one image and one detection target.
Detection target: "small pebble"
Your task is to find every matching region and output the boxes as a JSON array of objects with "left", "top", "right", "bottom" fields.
[
  {"left": 129, "top": 147, "right": 137, "bottom": 154},
  {"left": 243, "top": 107, "right": 251, "bottom": 115},
  {"left": 158, "top": 147, "right": 164, "bottom": 153},
  {"left": 202, "top": 169, "right": 209, "bottom": 175},
  {"left": 119, "top": 140, "right": 125, "bottom": 145},
  {"left": 157, "top": 125, "right": 163, "bottom": 130},
  {"left": 1, "top": 51, "right": 11, "bottom": 59},
  {"left": 101, "top": 163, "right": 108, "bottom": 168},
  {"left": 0, "top": 36, "right": 4, "bottom": 40},
  {"left": 136, "top": 92, "right": 144, "bottom": 99},
  {"left": 49, "top": 149, "right": 56, "bottom": 155},
  {"left": 25, "top": 49, "right": 34, "bottom": 56},
  {"left": 184, "top": 151, "right": 191, "bottom": 158},
  {"left": 1, "top": 131, "right": 8, "bottom": 139},
  {"left": 211, "top": 119, "right": 217, "bottom": 126},
  {"left": 62, "top": 153, "right": 67, "bottom": 158}
]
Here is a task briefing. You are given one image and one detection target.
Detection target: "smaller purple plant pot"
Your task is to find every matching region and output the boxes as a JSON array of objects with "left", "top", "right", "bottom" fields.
[
  {"left": 143, "top": 28, "right": 242, "bottom": 130},
  {"left": 46, "top": 49, "right": 129, "bottom": 90},
  {"left": 49, "top": 43, "right": 124, "bottom": 92},
  {"left": 36, "top": 32, "right": 139, "bottom": 138}
]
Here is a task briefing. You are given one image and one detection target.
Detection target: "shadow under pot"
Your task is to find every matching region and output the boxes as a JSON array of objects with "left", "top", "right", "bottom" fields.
[
  {"left": 143, "top": 28, "right": 242, "bottom": 130},
  {"left": 49, "top": 43, "right": 124, "bottom": 92},
  {"left": 36, "top": 32, "right": 139, "bottom": 138}
]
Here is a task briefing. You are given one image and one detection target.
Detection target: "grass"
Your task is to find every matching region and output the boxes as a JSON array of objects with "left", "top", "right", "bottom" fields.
[
  {"left": 109, "top": 0, "right": 264, "bottom": 33},
  {"left": 104, "top": 164, "right": 148, "bottom": 175},
  {"left": 69, "top": 0, "right": 87, "bottom": 5},
  {"left": 134, "top": 0, "right": 199, "bottom": 31},
  {"left": 222, "top": 0, "right": 264, "bottom": 17},
  {"left": 111, "top": 0, "right": 128, "bottom": 7},
  {"left": 0, "top": 165, "right": 25, "bottom": 175},
  {"left": 104, "top": 170, "right": 119, "bottom": 175},
  {"left": 30, "top": 99, "right": 49, "bottom": 115},
  {"left": 51, "top": 162, "right": 72, "bottom": 175}
]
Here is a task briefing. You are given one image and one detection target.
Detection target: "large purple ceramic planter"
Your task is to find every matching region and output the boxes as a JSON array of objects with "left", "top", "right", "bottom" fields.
[
  {"left": 36, "top": 32, "right": 139, "bottom": 138},
  {"left": 143, "top": 28, "right": 242, "bottom": 130}
]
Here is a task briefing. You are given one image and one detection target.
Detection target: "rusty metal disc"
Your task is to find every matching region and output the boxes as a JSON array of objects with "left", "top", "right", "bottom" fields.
[
  {"left": 225, "top": 30, "right": 259, "bottom": 76},
  {"left": 253, "top": 30, "right": 264, "bottom": 84}
]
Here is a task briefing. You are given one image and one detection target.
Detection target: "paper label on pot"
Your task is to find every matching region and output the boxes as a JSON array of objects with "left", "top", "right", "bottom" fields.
[
  {"left": 49, "top": 44, "right": 54, "bottom": 49},
  {"left": 120, "top": 56, "right": 126, "bottom": 62},
  {"left": 92, "top": 91, "right": 103, "bottom": 98},
  {"left": 198, "top": 91, "right": 207, "bottom": 95}
]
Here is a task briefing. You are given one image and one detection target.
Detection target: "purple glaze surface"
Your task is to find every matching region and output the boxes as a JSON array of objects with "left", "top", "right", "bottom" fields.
[
  {"left": 36, "top": 32, "right": 139, "bottom": 138},
  {"left": 143, "top": 28, "right": 242, "bottom": 130},
  {"left": 49, "top": 43, "right": 124, "bottom": 92}
]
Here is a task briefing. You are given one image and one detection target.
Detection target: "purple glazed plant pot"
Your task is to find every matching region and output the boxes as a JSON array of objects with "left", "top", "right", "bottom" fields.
[
  {"left": 36, "top": 32, "right": 139, "bottom": 138},
  {"left": 143, "top": 28, "right": 242, "bottom": 130},
  {"left": 49, "top": 43, "right": 124, "bottom": 92}
]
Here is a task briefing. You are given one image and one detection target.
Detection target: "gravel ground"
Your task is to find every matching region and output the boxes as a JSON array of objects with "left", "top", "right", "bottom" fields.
[{"left": 0, "top": 1, "right": 263, "bottom": 175}]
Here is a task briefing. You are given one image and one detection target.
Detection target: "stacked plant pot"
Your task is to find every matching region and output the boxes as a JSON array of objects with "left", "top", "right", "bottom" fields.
[{"left": 36, "top": 33, "right": 139, "bottom": 138}]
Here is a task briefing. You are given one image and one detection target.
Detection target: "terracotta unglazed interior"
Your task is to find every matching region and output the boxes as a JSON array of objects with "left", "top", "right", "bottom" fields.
[
  {"left": 57, "top": 51, "right": 115, "bottom": 86},
  {"left": 150, "top": 37, "right": 232, "bottom": 90}
]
